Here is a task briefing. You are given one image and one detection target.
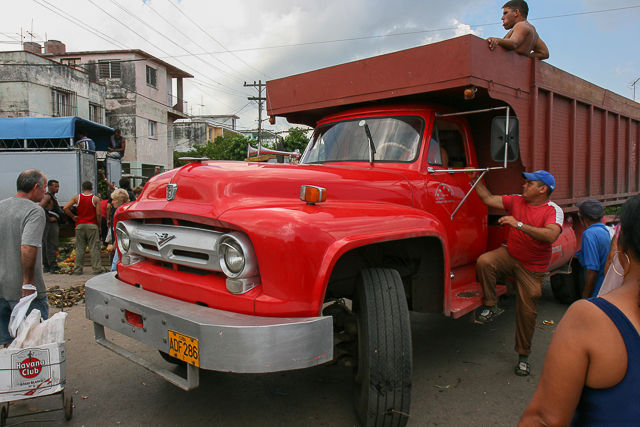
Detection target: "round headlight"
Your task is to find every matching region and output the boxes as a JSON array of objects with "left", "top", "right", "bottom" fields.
[
  {"left": 219, "top": 239, "right": 245, "bottom": 277},
  {"left": 116, "top": 223, "right": 130, "bottom": 253}
]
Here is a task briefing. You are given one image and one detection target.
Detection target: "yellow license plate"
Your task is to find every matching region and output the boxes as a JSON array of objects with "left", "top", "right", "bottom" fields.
[{"left": 168, "top": 330, "right": 199, "bottom": 367}]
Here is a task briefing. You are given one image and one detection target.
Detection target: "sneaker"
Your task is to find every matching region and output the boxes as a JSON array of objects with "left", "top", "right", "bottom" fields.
[
  {"left": 92, "top": 268, "right": 107, "bottom": 275},
  {"left": 73, "top": 270, "right": 83, "bottom": 276},
  {"left": 515, "top": 362, "right": 530, "bottom": 376},
  {"left": 50, "top": 267, "right": 61, "bottom": 274},
  {"left": 43, "top": 266, "right": 50, "bottom": 273},
  {"left": 476, "top": 308, "right": 496, "bottom": 323}
]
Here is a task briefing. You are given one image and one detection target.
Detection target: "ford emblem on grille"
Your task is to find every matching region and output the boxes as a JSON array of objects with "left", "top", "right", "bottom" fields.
[
  {"left": 155, "top": 232, "right": 176, "bottom": 248},
  {"left": 166, "top": 183, "right": 177, "bottom": 201}
]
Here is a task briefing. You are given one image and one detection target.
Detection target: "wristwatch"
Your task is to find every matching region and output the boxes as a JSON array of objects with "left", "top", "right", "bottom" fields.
[{"left": 517, "top": 222, "right": 524, "bottom": 229}]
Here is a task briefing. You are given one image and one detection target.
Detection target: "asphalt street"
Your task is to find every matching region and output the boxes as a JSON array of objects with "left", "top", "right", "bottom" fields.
[{"left": 4, "top": 273, "right": 570, "bottom": 427}]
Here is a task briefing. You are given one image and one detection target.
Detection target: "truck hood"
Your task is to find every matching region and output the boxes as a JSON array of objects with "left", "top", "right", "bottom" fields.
[{"left": 140, "top": 161, "right": 414, "bottom": 219}]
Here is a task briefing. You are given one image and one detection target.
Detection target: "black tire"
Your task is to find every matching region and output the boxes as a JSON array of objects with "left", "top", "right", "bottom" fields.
[
  {"left": 65, "top": 395, "right": 73, "bottom": 420},
  {"left": 353, "top": 268, "right": 412, "bottom": 427},
  {"left": 158, "top": 350, "right": 187, "bottom": 367},
  {"left": 550, "top": 261, "right": 584, "bottom": 304}
]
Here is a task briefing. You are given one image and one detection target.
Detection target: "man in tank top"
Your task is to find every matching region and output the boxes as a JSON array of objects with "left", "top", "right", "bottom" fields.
[{"left": 63, "top": 181, "right": 103, "bottom": 275}]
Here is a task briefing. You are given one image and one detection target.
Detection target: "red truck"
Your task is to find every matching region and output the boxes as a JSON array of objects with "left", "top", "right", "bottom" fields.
[{"left": 86, "top": 35, "right": 640, "bottom": 427}]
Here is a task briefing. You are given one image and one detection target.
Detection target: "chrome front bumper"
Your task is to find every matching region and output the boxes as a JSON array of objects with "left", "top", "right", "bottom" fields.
[{"left": 85, "top": 273, "right": 333, "bottom": 390}]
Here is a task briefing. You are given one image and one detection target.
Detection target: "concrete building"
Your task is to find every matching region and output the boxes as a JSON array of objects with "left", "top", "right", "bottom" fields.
[
  {"left": 173, "top": 115, "right": 240, "bottom": 152},
  {"left": 0, "top": 45, "right": 106, "bottom": 123},
  {"left": 51, "top": 44, "right": 193, "bottom": 178},
  {"left": 241, "top": 129, "right": 278, "bottom": 147}
]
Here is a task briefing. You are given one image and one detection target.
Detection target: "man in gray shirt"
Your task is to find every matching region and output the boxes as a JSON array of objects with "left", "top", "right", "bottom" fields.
[{"left": 0, "top": 170, "right": 49, "bottom": 346}]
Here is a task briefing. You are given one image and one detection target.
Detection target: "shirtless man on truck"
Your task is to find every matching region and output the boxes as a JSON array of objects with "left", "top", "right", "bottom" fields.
[{"left": 487, "top": 0, "right": 549, "bottom": 60}]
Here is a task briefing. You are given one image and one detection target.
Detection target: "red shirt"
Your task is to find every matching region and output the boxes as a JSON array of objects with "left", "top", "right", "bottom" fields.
[
  {"left": 76, "top": 193, "right": 99, "bottom": 226},
  {"left": 100, "top": 199, "right": 108, "bottom": 217},
  {"left": 502, "top": 195, "right": 564, "bottom": 272}
]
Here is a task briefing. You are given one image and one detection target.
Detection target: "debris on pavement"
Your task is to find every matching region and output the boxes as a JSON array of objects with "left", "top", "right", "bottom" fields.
[{"left": 48, "top": 284, "right": 85, "bottom": 308}]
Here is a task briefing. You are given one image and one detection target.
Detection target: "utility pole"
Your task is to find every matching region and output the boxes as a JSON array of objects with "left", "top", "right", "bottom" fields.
[{"left": 244, "top": 80, "right": 266, "bottom": 146}]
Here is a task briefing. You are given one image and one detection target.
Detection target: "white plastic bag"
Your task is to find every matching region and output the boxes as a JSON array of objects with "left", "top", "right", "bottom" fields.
[
  {"left": 8, "top": 311, "right": 67, "bottom": 350},
  {"left": 8, "top": 285, "right": 37, "bottom": 338},
  {"left": 105, "top": 228, "right": 113, "bottom": 244}
]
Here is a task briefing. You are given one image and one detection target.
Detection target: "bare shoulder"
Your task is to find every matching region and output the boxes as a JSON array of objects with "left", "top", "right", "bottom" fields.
[{"left": 557, "top": 299, "right": 603, "bottom": 332}]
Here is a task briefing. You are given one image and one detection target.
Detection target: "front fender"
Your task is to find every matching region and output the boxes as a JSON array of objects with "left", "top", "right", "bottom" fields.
[{"left": 219, "top": 201, "right": 450, "bottom": 317}]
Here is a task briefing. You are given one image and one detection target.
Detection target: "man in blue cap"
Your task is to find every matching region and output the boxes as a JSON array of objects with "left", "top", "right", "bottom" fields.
[
  {"left": 467, "top": 169, "right": 564, "bottom": 376},
  {"left": 575, "top": 199, "right": 610, "bottom": 298}
]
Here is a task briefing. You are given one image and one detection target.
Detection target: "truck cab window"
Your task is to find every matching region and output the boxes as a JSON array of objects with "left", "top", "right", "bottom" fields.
[
  {"left": 303, "top": 117, "right": 423, "bottom": 164},
  {"left": 429, "top": 119, "right": 467, "bottom": 168}
]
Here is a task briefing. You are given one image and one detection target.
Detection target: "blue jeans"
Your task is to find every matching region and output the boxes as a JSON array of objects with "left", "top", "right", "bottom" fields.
[
  {"left": 0, "top": 297, "right": 50, "bottom": 346},
  {"left": 107, "top": 152, "right": 123, "bottom": 159},
  {"left": 111, "top": 250, "right": 119, "bottom": 272}
]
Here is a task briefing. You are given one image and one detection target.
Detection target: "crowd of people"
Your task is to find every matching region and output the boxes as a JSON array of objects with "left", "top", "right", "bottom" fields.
[{"left": 0, "top": 168, "right": 139, "bottom": 348}]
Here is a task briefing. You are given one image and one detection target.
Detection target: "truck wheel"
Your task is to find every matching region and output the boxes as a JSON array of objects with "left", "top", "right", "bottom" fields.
[
  {"left": 158, "top": 350, "right": 187, "bottom": 367},
  {"left": 550, "top": 261, "right": 583, "bottom": 304},
  {"left": 353, "top": 268, "right": 412, "bottom": 427}
]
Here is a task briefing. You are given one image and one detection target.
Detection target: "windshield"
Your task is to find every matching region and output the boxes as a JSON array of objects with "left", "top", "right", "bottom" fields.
[{"left": 302, "top": 117, "right": 423, "bottom": 164}]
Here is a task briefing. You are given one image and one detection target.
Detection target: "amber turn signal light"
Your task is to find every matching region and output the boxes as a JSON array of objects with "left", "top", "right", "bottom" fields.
[
  {"left": 464, "top": 86, "right": 477, "bottom": 100},
  {"left": 300, "top": 185, "right": 327, "bottom": 204}
]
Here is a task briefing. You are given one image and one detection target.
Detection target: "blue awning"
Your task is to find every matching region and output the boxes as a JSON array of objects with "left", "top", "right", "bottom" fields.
[{"left": 0, "top": 117, "right": 114, "bottom": 150}]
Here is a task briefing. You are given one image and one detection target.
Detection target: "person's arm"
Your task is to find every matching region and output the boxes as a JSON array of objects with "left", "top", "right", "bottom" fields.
[
  {"left": 118, "top": 139, "right": 126, "bottom": 153},
  {"left": 529, "top": 37, "right": 549, "bottom": 60},
  {"left": 94, "top": 196, "right": 101, "bottom": 234},
  {"left": 518, "top": 301, "right": 592, "bottom": 426},
  {"left": 39, "top": 193, "right": 50, "bottom": 208},
  {"left": 466, "top": 170, "right": 505, "bottom": 210},
  {"left": 21, "top": 245, "right": 38, "bottom": 294},
  {"left": 106, "top": 203, "right": 112, "bottom": 228},
  {"left": 498, "top": 217, "right": 562, "bottom": 243},
  {"left": 39, "top": 194, "right": 57, "bottom": 223},
  {"left": 488, "top": 24, "right": 529, "bottom": 52},
  {"left": 583, "top": 269, "right": 599, "bottom": 299},
  {"left": 63, "top": 196, "right": 78, "bottom": 222}
]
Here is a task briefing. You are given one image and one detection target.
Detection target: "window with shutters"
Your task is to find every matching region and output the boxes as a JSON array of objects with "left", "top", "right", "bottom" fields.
[
  {"left": 98, "top": 60, "right": 122, "bottom": 79},
  {"left": 51, "top": 88, "right": 77, "bottom": 117},
  {"left": 146, "top": 65, "right": 157, "bottom": 88},
  {"left": 148, "top": 120, "right": 157, "bottom": 138},
  {"left": 89, "top": 103, "right": 103, "bottom": 124}
]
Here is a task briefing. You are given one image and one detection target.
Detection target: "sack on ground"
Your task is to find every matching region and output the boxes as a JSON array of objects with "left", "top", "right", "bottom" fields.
[
  {"left": 8, "top": 286, "right": 37, "bottom": 338},
  {"left": 8, "top": 311, "right": 67, "bottom": 349}
]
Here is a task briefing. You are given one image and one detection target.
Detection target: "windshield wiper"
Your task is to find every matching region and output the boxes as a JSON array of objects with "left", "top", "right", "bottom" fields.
[{"left": 359, "top": 120, "right": 376, "bottom": 164}]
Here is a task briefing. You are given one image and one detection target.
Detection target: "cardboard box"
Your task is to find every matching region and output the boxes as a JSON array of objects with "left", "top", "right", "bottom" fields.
[{"left": 0, "top": 342, "right": 66, "bottom": 402}]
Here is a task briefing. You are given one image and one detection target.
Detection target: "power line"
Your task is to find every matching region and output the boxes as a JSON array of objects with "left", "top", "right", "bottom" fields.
[
  {"left": 32, "top": 0, "right": 129, "bottom": 49},
  {"left": 142, "top": 0, "right": 251, "bottom": 83},
  {"left": 86, "top": 0, "right": 249, "bottom": 99},
  {"left": 165, "top": 0, "right": 271, "bottom": 80},
  {"left": 153, "top": 5, "right": 640, "bottom": 56},
  {"left": 105, "top": 0, "right": 249, "bottom": 94}
]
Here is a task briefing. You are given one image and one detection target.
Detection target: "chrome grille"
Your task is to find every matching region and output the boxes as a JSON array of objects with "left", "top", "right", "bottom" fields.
[{"left": 120, "top": 220, "right": 224, "bottom": 271}]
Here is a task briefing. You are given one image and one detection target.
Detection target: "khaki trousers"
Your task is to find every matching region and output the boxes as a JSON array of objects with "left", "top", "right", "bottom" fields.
[
  {"left": 477, "top": 246, "right": 546, "bottom": 356},
  {"left": 74, "top": 223, "right": 102, "bottom": 274}
]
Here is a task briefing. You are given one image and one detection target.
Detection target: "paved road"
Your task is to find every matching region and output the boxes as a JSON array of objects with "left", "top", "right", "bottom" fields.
[{"left": 6, "top": 275, "right": 569, "bottom": 427}]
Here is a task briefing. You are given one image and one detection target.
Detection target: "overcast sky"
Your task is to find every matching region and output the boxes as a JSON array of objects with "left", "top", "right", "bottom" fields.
[{"left": 2, "top": 0, "right": 640, "bottom": 133}]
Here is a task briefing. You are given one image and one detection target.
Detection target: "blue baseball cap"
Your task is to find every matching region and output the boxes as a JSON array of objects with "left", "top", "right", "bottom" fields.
[{"left": 522, "top": 170, "right": 555, "bottom": 193}]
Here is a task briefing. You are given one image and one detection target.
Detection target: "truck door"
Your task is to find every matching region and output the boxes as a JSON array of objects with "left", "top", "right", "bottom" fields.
[{"left": 425, "top": 117, "right": 487, "bottom": 267}]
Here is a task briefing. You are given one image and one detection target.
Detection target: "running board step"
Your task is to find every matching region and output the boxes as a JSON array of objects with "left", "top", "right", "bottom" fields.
[{"left": 450, "top": 282, "right": 507, "bottom": 319}]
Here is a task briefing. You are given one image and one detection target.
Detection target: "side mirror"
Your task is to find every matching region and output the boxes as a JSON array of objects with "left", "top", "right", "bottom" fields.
[{"left": 490, "top": 116, "right": 519, "bottom": 162}]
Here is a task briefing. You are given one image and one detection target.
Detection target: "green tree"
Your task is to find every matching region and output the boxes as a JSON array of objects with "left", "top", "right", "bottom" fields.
[
  {"left": 282, "top": 127, "right": 311, "bottom": 153},
  {"left": 174, "top": 133, "right": 252, "bottom": 167}
]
